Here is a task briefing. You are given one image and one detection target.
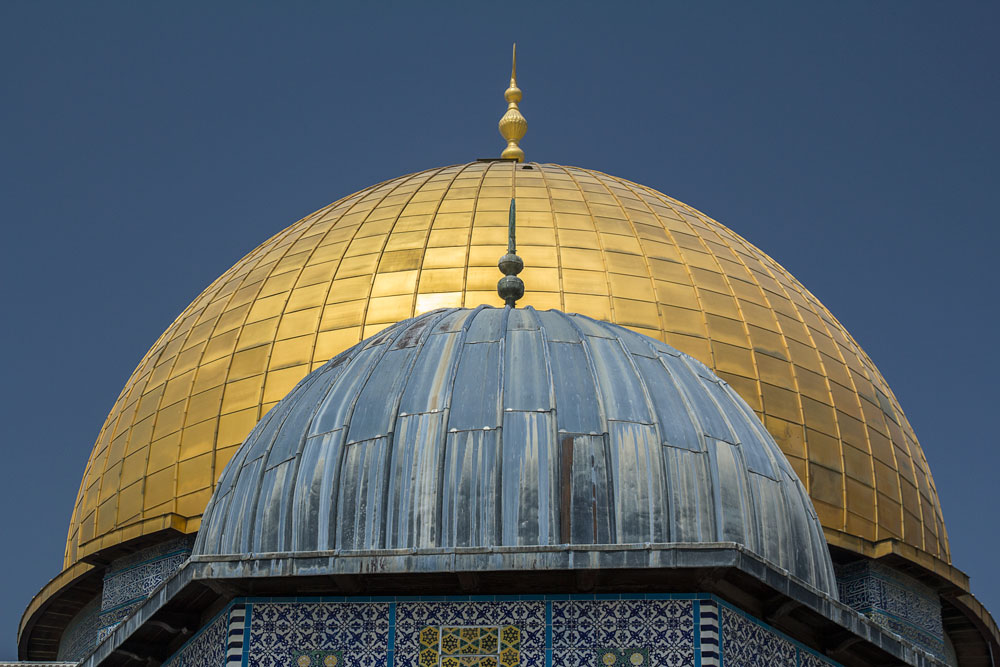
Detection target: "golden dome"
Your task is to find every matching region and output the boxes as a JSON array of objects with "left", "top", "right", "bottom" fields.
[{"left": 66, "top": 161, "right": 949, "bottom": 575}]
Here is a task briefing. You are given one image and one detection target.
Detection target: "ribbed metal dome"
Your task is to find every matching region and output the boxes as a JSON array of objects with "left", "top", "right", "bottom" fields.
[{"left": 194, "top": 306, "right": 837, "bottom": 596}]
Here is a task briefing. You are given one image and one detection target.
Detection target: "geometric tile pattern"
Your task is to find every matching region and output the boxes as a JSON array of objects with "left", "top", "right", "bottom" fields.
[
  {"left": 417, "top": 625, "right": 520, "bottom": 667},
  {"left": 800, "top": 654, "right": 838, "bottom": 667},
  {"left": 292, "top": 649, "right": 343, "bottom": 667},
  {"left": 836, "top": 561, "right": 945, "bottom": 660},
  {"left": 248, "top": 602, "right": 391, "bottom": 667},
  {"left": 101, "top": 536, "right": 195, "bottom": 608},
  {"left": 594, "top": 647, "right": 649, "bottom": 666},
  {"left": 162, "top": 595, "right": 843, "bottom": 667},
  {"left": 97, "top": 536, "right": 194, "bottom": 639},
  {"left": 176, "top": 607, "right": 228, "bottom": 667},
  {"left": 551, "top": 599, "right": 693, "bottom": 667},
  {"left": 721, "top": 607, "right": 797, "bottom": 667},
  {"left": 397, "top": 601, "right": 543, "bottom": 667}
]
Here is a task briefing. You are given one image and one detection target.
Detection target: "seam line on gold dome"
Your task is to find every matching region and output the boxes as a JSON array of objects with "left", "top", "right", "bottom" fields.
[
  {"left": 553, "top": 165, "right": 619, "bottom": 324},
  {"left": 580, "top": 168, "right": 672, "bottom": 341},
  {"left": 315, "top": 168, "right": 436, "bottom": 353},
  {"left": 706, "top": 205, "right": 893, "bottom": 548},
  {"left": 690, "top": 206, "right": 831, "bottom": 475},
  {"left": 607, "top": 176, "right": 778, "bottom": 464},
  {"left": 763, "top": 267, "right": 899, "bottom": 544},
  {"left": 829, "top": 311, "right": 928, "bottom": 551},
  {"left": 663, "top": 196, "right": 823, "bottom": 519},
  {"left": 633, "top": 183, "right": 719, "bottom": 358},
  {"left": 730, "top": 257, "right": 856, "bottom": 536},
  {"left": 168, "top": 216, "right": 312, "bottom": 525},
  {"left": 410, "top": 163, "right": 480, "bottom": 317},
  {"left": 530, "top": 164, "right": 567, "bottom": 312},
  {"left": 613, "top": 180, "right": 714, "bottom": 369},
  {"left": 792, "top": 285, "right": 892, "bottom": 543},
  {"left": 71, "top": 182, "right": 382, "bottom": 563},
  {"left": 164, "top": 209, "right": 309, "bottom": 451},
  {"left": 668, "top": 197, "right": 838, "bottom": 531},
  {"left": 358, "top": 167, "right": 454, "bottom": 337},
  {"left": 619, "top": 182, "right": 811, "bottom": 511},
  {"left": 259, "top": 181, "right": 396, "bottom": 407},
  {"left": 460, "top": 163, "right": 493, "bottom": 308},
  {"left": 798, "top": 281, "right": 916, "bottom": 549},
  {"left": 627, "top": 183, "right": 769, "bottom": 409},
  {"left": 744, "top": 240, "right": 915, "bottom": 551},
  {"left": 664, "top": 188, "right": 840, "bottom": 530},
  {"left": 310, "top": 174, "right": 419, "bottom": 356},
  {"left": 311, "top": 167, "right": 445, "bottom": 367}
]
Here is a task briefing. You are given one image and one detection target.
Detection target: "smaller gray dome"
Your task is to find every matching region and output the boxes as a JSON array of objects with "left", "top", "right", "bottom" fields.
[{"left": 195, "top": 307, "right": 837, "bottom": 596}]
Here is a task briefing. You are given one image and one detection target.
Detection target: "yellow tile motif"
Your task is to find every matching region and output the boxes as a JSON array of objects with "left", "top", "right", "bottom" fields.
[
  {"left": 64, "top": 162, "right": 949, "bottom": 578},
  {"left": 420, "top": 625, "right": 518, "bottom": 667}
]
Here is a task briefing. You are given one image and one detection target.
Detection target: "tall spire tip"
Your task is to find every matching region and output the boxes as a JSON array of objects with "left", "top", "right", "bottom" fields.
[{"left": 498, "top": 43, "right": 526, "bottom": 162}]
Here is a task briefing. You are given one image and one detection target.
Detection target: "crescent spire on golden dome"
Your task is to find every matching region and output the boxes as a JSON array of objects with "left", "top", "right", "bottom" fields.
[{"left": 498, "top": 43, "right": 527, "bottom": 161}]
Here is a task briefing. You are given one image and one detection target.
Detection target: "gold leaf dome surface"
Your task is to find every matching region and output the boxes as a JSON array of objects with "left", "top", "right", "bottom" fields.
[{"left": 66, "top": 161, "right": 949, "bottom": 573}]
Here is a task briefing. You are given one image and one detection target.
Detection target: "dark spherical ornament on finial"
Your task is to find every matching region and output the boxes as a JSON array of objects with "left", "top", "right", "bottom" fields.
[
  {"left": 497, "top": 274, "right": 525, "bottom": 307},
  {"left": 498, "top": 252, "right": 523, "bottom": 276}
]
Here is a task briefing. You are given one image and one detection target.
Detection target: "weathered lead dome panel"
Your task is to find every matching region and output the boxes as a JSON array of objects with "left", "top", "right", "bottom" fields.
[{"left": 194, "top": 307, "right": 838, "bottom": 597}]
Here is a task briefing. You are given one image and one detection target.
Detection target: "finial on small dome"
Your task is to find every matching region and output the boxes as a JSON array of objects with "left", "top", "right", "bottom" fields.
[
  {"left": 498, "top": 43, "right": 527, "bottom": 162},
  {"left": 497, "top": 198, "right": 524, "bottom": 307}
]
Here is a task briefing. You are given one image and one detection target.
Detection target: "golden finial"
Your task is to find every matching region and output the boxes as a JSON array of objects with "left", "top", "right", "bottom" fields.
[{"left": 498, "top": 43, "right": 527, "bottom": 162}]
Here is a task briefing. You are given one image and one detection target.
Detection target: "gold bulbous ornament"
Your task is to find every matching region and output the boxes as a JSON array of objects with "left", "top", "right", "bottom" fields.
[{"left": 498, "top": 43, "right": 527, "bottom": 161}]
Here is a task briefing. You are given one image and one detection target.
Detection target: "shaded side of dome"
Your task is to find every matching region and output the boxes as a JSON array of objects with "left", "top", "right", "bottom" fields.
[
  {"left": 194, "top": 307, "right": 837, "bottom": 597},
  {"left": 66, "top": 161, "right": 947, "bottom": 580}
]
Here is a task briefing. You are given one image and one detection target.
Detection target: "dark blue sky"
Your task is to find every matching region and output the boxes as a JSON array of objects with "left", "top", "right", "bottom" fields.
[{"left": 2, "top": 2, "right": 998, "bottom": 658}]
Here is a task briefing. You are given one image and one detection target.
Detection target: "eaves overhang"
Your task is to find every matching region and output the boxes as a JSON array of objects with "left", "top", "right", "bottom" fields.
[{"left": 77, "top": 543, "right": 959, "bottom": 667}]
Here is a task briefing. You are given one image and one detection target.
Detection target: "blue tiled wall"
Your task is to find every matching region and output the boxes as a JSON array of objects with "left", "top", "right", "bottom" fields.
[
  {"left": 162, "top": 595, "right": 842, "bottom": 667},
  {"left": 836, "top": 561, "right": 945, "bottom": 661},
  {"left": 97, "top": 536, "right": 194, "bottom": 639}
]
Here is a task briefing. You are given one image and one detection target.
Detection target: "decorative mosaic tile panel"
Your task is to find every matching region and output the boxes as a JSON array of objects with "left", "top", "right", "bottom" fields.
[
  {"left": 161, "top": 595, "right": 845, "bottom": 667},
  {"left": 551, "top": 599, "right": 694, "bottom": 667},
  {"left": 595, "top": 647, "right": 649, "bottom": 666},
  {"left": 721, "top": 607, "right": 796, "bottom": 667},
  {"left": 397, "top": 601, "right": 544, "bottom": 667},
  {"left": 835, "top": 561, "right": 945, "bottom": 660},
  {"left": 293, "top": 649, "right": 344, "bottom": 667},
  {"left": 102, "top": 536, "right": 194, "bottom": 609},
  {"left": 97, "top": 604, "right": 136, "bottom": 641},
  {"left": 97, "top": 536, "right": 195, "bottom": 638},
  {"left": 418, "top": 625, "right": 520, "bottom": 667},
  {"left": 248, "top": 602, "right": 391, "bottom": 667},
  {"left": 179, "top": 607, "right": 229, "bottom": 667}
]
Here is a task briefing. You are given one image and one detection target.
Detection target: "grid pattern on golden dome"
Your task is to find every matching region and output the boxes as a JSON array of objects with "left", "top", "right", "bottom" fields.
[{"left": 65, "top": 161, "right": 948, "bottom": 570}]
